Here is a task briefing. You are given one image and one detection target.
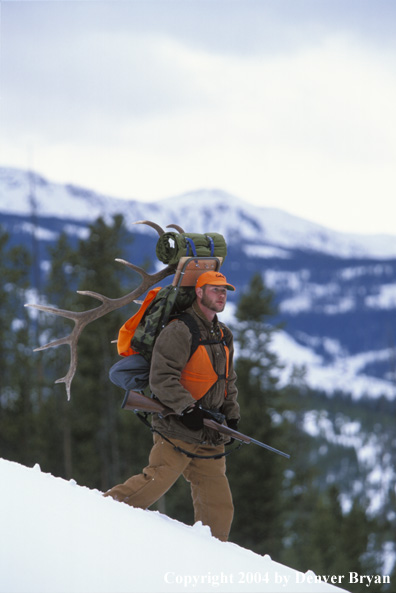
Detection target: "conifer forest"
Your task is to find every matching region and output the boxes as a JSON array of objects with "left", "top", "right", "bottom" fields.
[{"left": 1, "top": 216, "right": 395, "bottom": 592}]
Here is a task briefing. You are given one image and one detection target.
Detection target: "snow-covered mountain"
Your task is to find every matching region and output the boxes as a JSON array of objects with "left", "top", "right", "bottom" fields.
[
  {"left": 3, "top": 166, "right": 396, "bottom": 258},
  {"left": 2, "top": 166, "right": 396, "bottom": 399},
  {"left": 0, "top": 457, "right": 351, "bottom": 593}
]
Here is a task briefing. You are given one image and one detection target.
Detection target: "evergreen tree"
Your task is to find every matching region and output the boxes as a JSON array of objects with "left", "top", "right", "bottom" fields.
[
  {"left": 302, "top": 487, "right": 383, "bottom": 592},
  {"left": 68, "top": 215, "right": 134, "bottom": 488},
  {"left": 0, "top": 227, "right": 35, "bottom": 464},
  {"left": 227, "top": 273, "right": 288, "bottom": 556},
  {"left": 35, "top": 232, "right": 77, "bottom": 478},
  {"left": 308, "top": 485, "right": 345, "bottom": 574},
  {"left": 46, "top": 215, "right": 153, "bottom": 490},
  {"left": 341, "top": 498, "right": 371, "bottom": 575},
  {"left": 16, "top": 215, "right": 154, "bottom": 490}
]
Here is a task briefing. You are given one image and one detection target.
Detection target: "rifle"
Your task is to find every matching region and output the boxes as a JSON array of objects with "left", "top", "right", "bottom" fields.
[{"left": 122, "top": 390, "right": 290, "bottom": 459}]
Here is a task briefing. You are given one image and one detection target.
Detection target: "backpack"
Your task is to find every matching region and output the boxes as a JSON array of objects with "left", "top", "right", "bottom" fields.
[
  {"left": 109, "top": 284, "right": 196, "bottom": 392},
  {"left": 108, "top": 284, "right": 230, "bottom": 395},
  {"left": 109, "top": 253, "right": 228, "bottom": 394}
]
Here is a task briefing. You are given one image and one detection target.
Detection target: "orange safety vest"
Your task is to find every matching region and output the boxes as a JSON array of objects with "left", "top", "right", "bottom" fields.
[
  {"left": 116, "top": 299, "right": 230, "bottom": 400},
  {"left": 179, "top": 325, "right": 230, "bottom": 401}
]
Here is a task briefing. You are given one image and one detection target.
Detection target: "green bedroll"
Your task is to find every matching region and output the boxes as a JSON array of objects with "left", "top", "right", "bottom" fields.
[{"left": 156, "top": 232, "right": 227, "bottom": 265}]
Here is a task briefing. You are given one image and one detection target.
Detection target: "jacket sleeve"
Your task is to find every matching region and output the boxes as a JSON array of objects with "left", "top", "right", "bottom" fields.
[
  {"left": 220, "top": 328, "right": 240, "bottom": 423},
  {"left": 149, "top": 320, "right": 197, "bottom": 415}
]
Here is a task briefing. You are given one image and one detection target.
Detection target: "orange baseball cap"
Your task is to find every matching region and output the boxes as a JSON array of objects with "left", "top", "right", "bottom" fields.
[{"left": 196, "top": 271, "right": 236, "bottom": 291}]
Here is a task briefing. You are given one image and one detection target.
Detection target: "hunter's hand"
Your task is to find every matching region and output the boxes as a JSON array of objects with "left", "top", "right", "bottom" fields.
[
  {"left": 181, "top": 405, "right": 205, "bottom": 430},
  {"left": 226, "top": 418, "right": 239, "bottom": 445},
  {"left": 227, "top": 419, "right": 239, "bottom": 431}
]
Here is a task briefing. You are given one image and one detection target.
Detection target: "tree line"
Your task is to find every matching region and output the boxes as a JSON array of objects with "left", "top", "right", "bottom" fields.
[{"left": 0, "top": 216, "right": 394, "bottom": 592}]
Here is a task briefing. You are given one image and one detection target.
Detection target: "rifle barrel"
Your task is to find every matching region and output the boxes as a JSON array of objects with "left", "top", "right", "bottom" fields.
[
  {"left": 248, "top": 436, "right": 290, "bottom": 459},
  {"left": 123, "top": 390, "right": 290, "bottom": 459},
  {"left": 203, "top": 419, "right": 290, "bottom": 459}
]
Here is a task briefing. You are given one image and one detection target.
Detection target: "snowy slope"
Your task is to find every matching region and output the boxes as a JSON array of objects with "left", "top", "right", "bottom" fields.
[
  {"left": 2, "top": 166, "right": 396, "bottom": 259},
  {"left": 0, "top": 458, "right": 350, "bottom": 593}
]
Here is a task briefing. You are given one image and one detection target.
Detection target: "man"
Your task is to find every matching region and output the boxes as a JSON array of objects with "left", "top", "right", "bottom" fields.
[{"left": 104, "top": 271, "right": 240, "bottom": 542}]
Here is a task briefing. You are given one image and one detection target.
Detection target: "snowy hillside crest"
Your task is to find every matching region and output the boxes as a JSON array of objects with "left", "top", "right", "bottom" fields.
[{"left": 0, "top": 458, "right": 352, "bottom": 593}]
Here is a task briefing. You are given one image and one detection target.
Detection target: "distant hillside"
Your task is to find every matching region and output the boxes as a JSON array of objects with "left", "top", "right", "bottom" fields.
[{"left": 1, "top": 165, "right": 396, "bottom": 399}]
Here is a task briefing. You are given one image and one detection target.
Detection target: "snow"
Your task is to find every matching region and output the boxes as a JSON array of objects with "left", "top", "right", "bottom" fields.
[
  {"left": 365, "top": 283, "right": 396, "bottom": 309},
  {"left": 242, "top": 244, "right": 292, "bottom": 259},
  {"left": 272, "top": 330, "right": 396, "bottom": 400},
  {"left": 302, "top": 410, "right": 396, "bottom": 517},
  {"left": 3, "top": 165, "right": 396, "bottom": 259},
  {"left": 0, "top": 457, "right": 350, "bottom": 593}
]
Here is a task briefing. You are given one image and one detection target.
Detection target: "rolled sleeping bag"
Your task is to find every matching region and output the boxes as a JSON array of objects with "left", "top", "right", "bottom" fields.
[{"left": 156, "top": 232, "right": 227, "bottom": 264}]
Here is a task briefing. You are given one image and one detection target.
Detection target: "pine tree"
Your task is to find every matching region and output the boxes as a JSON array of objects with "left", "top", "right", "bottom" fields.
[
  {"left": 47, "top": 215, "right": 152, "bottom": 490},
  {"left": 227, "top": 273, "right": 288, "bottom": 555},
  {"left": 21, "top": 215, "right": 154, "bottom": 489},
  {"left": 0, "top": 227, "right": 35, "bottom": 464},
  {"left": 35, "top": 232, "right": 77, "bottom": 478}
]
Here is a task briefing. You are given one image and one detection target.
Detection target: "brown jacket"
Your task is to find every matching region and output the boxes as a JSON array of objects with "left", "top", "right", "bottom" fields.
[{"left": 149, "top": 300, "right": 239, "bottom": 445}]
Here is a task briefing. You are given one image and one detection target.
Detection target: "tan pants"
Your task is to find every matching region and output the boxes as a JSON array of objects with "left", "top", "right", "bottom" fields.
[{"left": 103, "top": 434, "right": 234, "bottom": 541}]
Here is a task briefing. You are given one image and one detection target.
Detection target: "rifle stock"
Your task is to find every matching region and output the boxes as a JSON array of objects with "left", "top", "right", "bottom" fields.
[
  {"left": 122, "top": 390, "right": 290, "bottom": 459},
  {"left": 122, "top": 390, "right": 175, "bottom": 416}
]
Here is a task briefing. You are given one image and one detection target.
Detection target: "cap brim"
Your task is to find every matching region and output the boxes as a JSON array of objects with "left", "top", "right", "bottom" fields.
[
  {"left": 199, "top": 279, "right": 236, "bottom": 291},
  {"left": 207, "top": 281, "right": 235, "bottom": 291}
]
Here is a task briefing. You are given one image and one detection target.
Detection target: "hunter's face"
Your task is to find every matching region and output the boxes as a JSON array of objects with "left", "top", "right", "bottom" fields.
[{"left": 200, "top": 285, "right": 227, "bottom": 313}]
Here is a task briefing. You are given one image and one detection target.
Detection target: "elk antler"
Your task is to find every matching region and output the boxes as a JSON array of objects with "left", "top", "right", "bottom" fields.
[
  {"left": 133, "top": 220, "right": 165, "bottom": 235},
  {"left": 166, "top": 224, "right": 185, "bottom": 233},
  {"left": 25, "top": 221, "right": 178, "bottom": 399}
]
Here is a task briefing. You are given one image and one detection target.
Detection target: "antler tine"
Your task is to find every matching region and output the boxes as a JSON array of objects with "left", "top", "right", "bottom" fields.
[
  {"left": 25, "top": 260, "right": 175, "bottom": 399},
  {"left": 166, "top": 224, "right": 185, "bottom": 233},
  {"left": 114, "top": 258, "right": 153, "bottom": 276},
  {"left": 133, "top": 220, "right": 164, "bottom": 236}
]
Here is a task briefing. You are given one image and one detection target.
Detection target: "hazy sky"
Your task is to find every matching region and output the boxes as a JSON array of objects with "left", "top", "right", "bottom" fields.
[{"left": 1, "top": 0, "right": 396, "bottom": 235}]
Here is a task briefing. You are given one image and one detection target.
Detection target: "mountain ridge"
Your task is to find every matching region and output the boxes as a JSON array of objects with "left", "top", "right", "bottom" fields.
[
  {"left": 2, "top": 166, "right": 396, "bottom": 259},
  {"left": 2, "top": 165, "right": 396, "bottom": 400}
]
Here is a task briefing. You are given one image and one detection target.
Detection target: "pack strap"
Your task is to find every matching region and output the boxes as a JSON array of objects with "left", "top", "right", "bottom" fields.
[
  {"left": 174, "top": 312, "right": 230, "bottom": 398},
  {"left": 205, "top": 235, "right": 215, "bottom": 256},
  {"left": 200, "top": 337, "right": 228, "bottom": 348},
  {"left": 185, "top": 237, "right": 197, "bottom": 257},
  {"left": 134, "top": 411, "right": 242, "bottom": 460},
  {"left": 174, "top": 313, "right": 229, "bottom": 356}
]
